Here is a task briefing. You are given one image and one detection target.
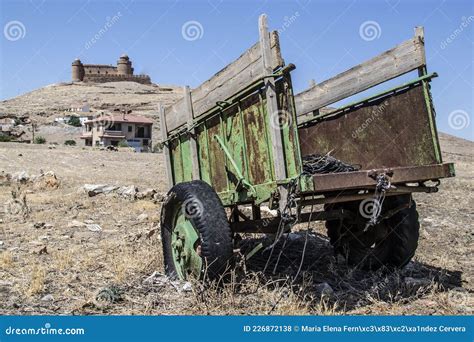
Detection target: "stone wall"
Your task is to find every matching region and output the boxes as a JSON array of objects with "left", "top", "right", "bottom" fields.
[
  {"left": 82, "top": 74, "right": 151, "bottom": 84},
  {"left": 83, "top": 65, "right": 118, "bottom": 76}
]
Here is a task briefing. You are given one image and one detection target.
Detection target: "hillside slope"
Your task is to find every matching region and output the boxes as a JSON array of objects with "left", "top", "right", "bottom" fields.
[
  {"left": 0, "top": 81, "right": 182, "bottom": 120},
  {"left": 0, "top": 81, "right": 183, "bottom": 143}
]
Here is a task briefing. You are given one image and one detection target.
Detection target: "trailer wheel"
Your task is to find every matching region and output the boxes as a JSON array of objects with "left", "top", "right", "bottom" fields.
[
  {"left": 325, "top": 194, "right": 419, "bottom": 270},
  {"left": 161, "top": 180, "right": 233, "bottom": 281}
]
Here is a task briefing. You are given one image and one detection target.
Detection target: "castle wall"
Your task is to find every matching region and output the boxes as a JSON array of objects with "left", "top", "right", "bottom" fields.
[
  {"left": 82, "top": 74, "right": 151, "bottom": 84},
  {"left": 72, "top": 56, "right": 151, "bottom": 84},
  {"left": 83, "top": 65, "right": 117, "bottom": 76}
]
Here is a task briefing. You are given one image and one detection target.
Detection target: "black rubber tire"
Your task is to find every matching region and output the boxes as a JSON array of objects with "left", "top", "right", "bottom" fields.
[
  {"left": 325, "top": 194, "right": 419, "bottom": 270},
  {"left": 161, "top": 180, "right": 233, "bottom": 281}
]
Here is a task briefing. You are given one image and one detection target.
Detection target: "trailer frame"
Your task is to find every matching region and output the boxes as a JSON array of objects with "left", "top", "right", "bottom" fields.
[{"left": 159, "top": 15, "right": 454, "bottom": 236}]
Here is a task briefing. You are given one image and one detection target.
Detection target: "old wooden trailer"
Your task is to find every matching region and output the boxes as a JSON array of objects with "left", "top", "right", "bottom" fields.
[{"left": 159, "top": 15, "right": 455, "bottom": 280}]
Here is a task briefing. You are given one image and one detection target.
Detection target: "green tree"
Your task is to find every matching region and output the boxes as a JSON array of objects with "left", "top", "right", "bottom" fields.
[{"left": 68, "top": 116, "right": 82, "bottom": 127}]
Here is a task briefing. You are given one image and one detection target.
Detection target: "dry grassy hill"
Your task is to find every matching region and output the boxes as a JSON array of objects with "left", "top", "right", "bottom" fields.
[{"left": 0, "top": 81, "right": 183, "bottom": 144}]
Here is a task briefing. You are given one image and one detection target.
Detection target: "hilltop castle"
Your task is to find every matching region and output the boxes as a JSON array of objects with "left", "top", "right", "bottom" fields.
[{"left": 71, "top": 55, "right": 151, "bottom": 84}]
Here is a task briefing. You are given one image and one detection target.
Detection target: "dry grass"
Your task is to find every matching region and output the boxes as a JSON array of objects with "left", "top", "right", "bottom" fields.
[
  {"left": 26, "top": 266, "right": 46, "bottom": 297},
  {"left": 0, "top": 251, "right": 14, "bottom": 269},
  {"left": 0, "top": 135, "right": 472, "bottom": 315},
  {"left": 53, "top": 250, "right": 74, "bottom": 272}
]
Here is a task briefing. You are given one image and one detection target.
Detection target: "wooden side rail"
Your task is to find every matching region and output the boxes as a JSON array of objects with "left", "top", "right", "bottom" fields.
[{"left": 295, "top": 27, "right": 426, "bottom": 116}]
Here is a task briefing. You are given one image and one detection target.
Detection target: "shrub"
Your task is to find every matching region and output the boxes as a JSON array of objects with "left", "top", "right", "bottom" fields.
[
  {"left": 118, "top": 140, "right": 129, "bottom": 147},
  {"left": 0, "top": 135, "right": 12, "bottom": 142},
  {"left": 64, "top": 140, "right": 76, "bottom": 146},
  {"left": 67, "top": 116, "right": 82, "bottom": 127},
  {"left": 34, "top": 136, "right": 46, "bottom": 144}
]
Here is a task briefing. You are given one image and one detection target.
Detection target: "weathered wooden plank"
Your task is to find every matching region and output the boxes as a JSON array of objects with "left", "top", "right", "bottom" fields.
[
  {"left": 184, "top": 85, "right": 200, "bottom": 180},
  {"left": 259, "top": 14, "right": 286, "bottom": 181},
  {"left": 295, "top": 30, "right": 426, "bottom": 116},
  {"left": 158, "top": 104, "right": 174, "bottom": 188},
  {"left": 415, "top": 26, "right": 427, "bottom": 77},
  {"left": 165, "top": 99, "right": 186, "bottom": 132},
  {"left": 165, "top": 31, "right": 284, "bottom": 132},
  {"left": 192, "top": 31, "right": 283, "bottom": 117}
]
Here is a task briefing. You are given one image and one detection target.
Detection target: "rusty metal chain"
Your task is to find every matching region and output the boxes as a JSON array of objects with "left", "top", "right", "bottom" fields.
[{"left": 365, "top": 172, "right": 392, "bottom": 230}]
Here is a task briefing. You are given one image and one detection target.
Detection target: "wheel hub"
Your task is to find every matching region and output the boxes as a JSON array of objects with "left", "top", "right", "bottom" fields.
[{"left": 171, "top": 213, "right": 202, "bottom": 280}]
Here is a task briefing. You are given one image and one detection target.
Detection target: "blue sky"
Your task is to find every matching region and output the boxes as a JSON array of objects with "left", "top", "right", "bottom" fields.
[{"left": 0, "top": 0, "right": 472, "bottom": 140}]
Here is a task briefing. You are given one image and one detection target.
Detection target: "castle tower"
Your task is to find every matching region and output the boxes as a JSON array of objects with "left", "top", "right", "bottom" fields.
[
  {"left": 117, "top": 54, "right": 132, "bottom": 75},
  {"left": 71, "top": 58, "right": 84, "bottom": 82}
]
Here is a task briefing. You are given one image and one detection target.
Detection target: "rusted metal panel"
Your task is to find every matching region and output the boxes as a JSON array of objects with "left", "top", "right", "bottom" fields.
[
  {"left": 205, "top": 116, "right": 228, "bottom": 193},
  {"left": 184, "top": 86, "right": 200, "bottom": 180},
  {"left": 167, "top": 73, "right": 303, "bottom": 207},
  {"left": 196, "top": 125, "right": 211, "bottom": 185},
  {"left": 277, "top": 78, "right": 302, "bottom": 179},
  {"left": 308, "top": 163, "right": 454, "bottom": 193},
  {"left": 195, "top": 84, "right": 289, "bottom": 199},
  {"left": 241, "top": 93, "right": 273, "bottom": 185},
  {"left": 169, "top": 139, "right": 182, "bottom": 183},
  {"left": 170, "top": 136, "right": 193, "bottom": 184},
  {"left": 298, "top": 84, "right": 439, "bottom": 170},
  {"left": 223, "top": 104, "right": 245, "bottom": 192}
]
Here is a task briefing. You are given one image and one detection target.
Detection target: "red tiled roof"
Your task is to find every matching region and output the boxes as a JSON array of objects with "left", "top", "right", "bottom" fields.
[{"left": 84, "top": 114, "right": 153, "bottom": 125}]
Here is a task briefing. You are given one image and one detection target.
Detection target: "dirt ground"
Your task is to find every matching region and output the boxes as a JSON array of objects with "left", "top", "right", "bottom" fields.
[{"left": 0, "top": 132, "right": 472, "bottom": 315}]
